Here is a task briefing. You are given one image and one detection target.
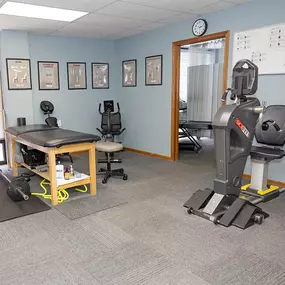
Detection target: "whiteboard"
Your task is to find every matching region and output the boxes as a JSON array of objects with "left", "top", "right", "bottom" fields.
[{"left": 233, "top": 23, "right": 285, "bottom": 75}]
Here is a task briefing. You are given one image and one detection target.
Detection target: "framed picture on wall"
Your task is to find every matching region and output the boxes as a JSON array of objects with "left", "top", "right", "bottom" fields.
[
  {"left": 6, "top": 58, "right": 32, "bottom": 90},
  {"left": 67, "top": 62, "right": 87, "bottom": 90},
  {"left": 38, "top": 61, "right": 60, "bottom": 90},
  {"left": 122, "top": 59, "right": 137, "bottom": 87},
  {"left": 92, "top": 63, "right": 109, "bottom": 89},
  {"left": 145, "top": 55, "right": 163, "bottom": 86}
]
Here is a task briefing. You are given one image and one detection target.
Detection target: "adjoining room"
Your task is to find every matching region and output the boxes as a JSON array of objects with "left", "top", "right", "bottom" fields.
[
  {"left": 0, "top": 0, "right": 285, "bottom": 284},
  {"left": 178, "top": 37, "right": 226, "bottom": 165}
]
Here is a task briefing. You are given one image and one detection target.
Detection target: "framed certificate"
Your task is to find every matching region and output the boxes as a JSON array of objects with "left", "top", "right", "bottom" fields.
[
  {"left": 6, "top": 58, "right": 32, "bottom": 90},
  {"left": 145, "top": 55, "right": 163, "bottom": 86},
  {"left": 67, "top": 62, "right": 87, "bottom": 90},
  {"left": 122, "top": 59, "right": 137, "bottom": 87},
  {"left": 92, "top": 63, "right": 109, "bottom": 89},
  {"left": 38, "top": 61, "right": 60, "bottom": 90}
]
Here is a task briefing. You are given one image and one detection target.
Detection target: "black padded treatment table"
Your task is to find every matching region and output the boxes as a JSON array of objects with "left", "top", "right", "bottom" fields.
[
  {"left": 179, "top": 120, "right": 213, "bottom": 153},
  {"left": 5, "top": 125, "right": 100, "bottom": 205}
]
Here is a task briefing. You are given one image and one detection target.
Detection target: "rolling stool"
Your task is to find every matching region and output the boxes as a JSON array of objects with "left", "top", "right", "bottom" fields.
[{"left": 96, "top": 141, "right": 128, "bottom": 184}]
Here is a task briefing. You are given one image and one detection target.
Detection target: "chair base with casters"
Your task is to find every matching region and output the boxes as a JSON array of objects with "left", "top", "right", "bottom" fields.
[{"left": 96, "top": 141, "right": 128, "bottom": 184}]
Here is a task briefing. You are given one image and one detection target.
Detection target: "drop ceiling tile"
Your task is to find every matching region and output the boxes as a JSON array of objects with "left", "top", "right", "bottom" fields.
[
  {"left": 122, "top": 0, "right": 221, "bottom": 12},
  {"left": 122, "top": 0, "right": 172, "bottom": 6},
  {"left": 158, "top": 13, "right": 196, "bottom": 24},
  {"left": 53, "top": 22, "right": 127, "bottom": 36},
  {"left": 104, "top": 29, "right": 144, "bottom": 39},
  {"left": 51, "top": 30, "right": 105, "bottom": 38},
  {"left": 137, "top": 22, "right": 167, "bottom": 31},
  {"left": 96, "top": 1, "right": 180, "bottom": 21},
  {"left": 193, "top": 0, "right": 235, "bottom": 14},
  {"left": 227, "top": 0, "right": 251, "bottom": 3},
  {"left": 16, "top": 0, "right": 117, "bottom": 12},
  {"left": 74, "top": 13, "right": 150, "bottom": 28},
  {"left": 0, "top": 14, "right": 66, "bottom": 31}
]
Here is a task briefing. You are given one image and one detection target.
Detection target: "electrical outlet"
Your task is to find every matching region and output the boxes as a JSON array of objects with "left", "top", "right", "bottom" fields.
[{"left": 58, "top": 119, "right": 62, "bottom": 127}]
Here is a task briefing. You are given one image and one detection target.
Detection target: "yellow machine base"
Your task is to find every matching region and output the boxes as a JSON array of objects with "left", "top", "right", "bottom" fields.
[{"left": 241, "top": 183, "right": 279, "bottom": 196}]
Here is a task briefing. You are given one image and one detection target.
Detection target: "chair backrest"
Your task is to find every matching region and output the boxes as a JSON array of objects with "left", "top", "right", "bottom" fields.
[
  {"left": 101, "top": 112, "right": 122, "bottom": 133},
  {"left": 255, "top": 105, "right": 285, "bottom": 147},
  {"left": 45, "top": 117, "right": 59, "bottom": 127}
]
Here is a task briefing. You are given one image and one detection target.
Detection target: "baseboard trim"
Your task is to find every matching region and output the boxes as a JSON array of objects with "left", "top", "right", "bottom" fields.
[
  {"left": 124, "top": 147, "right": 173, "bottom": 161},
  {"left": 243, "top": 174, "right": 285, "bottom": 188}
]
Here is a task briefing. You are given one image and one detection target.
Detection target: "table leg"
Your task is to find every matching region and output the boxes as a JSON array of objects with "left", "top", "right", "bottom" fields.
[
  {"left": 48, "top": 150, "right": 58, "bottom": 206},
  {"left": 11, "top": 136, "right": 18, "bottom": 177},
  {"left": 89, "top": 144, "right": 96, "bottom": 195},
  {"left": 5, "top": 133, "right": 11, "bottom": 169}
]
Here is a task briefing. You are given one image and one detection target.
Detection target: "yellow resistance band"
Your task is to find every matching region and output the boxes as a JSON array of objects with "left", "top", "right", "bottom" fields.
[{"left": 32, "top": 179, "right": 88, "bottom": 204}]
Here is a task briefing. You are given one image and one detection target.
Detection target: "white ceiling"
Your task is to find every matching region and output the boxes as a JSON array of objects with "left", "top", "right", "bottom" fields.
[{"left": 0, "top": 0, "right": 252, "bottom": 39}]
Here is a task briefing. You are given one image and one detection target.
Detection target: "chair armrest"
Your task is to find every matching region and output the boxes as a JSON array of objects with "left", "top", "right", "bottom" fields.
[
  {"left": 96, "top": 128, "right": 103, "bottom": 135},
  {"left": 119, "top": 128, "right": 126, "bottom": 134}
]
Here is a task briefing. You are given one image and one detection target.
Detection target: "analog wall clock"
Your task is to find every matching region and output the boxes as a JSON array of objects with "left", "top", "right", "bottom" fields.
[{"left": 192, "top": 19, "right": 208, "bottom": 37}]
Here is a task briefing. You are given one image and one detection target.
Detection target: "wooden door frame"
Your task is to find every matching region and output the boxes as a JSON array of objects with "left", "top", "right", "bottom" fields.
[{"left": 171, "top": 30, "right": 230, "bottom": 161}]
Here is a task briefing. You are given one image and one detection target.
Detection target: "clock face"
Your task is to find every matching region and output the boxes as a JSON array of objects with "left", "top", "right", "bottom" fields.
[{"left": 192, "top": 19, "right": 208, "bottom": 37}]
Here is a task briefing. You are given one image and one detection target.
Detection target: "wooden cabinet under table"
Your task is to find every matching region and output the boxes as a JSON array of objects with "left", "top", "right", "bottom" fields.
[{"left": 9, "top": 135, "right": 96, "bottom": 206}]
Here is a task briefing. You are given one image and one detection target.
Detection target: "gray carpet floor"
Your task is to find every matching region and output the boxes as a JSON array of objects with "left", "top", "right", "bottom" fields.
[{"left": 1, "top": 140, "right": 285, "bottom": 285}]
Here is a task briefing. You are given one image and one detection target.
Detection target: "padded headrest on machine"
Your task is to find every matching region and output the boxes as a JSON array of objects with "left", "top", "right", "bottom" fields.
[
  {"left": 231, "top": 59, "right": 258, "bottom": 97},
  {"left": 40, "top": 101, "right": 54, "bottom": 115},
  {"left": 255, "top": 105, "right": 285, "bottom": 146}
]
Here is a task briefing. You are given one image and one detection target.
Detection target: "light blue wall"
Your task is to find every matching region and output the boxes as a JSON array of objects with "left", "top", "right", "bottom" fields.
[
  {"left": 115, "top": 0, "right": 285, "bottom": 181},
  {"left": 28, "top": 34, "right": 118, "bottom": 134},
  {"left": 0, "top": 31, "right": 34, "bottom": 126},
  {"left": 1, "top": 31, "right": 117, "bottom": 134}
]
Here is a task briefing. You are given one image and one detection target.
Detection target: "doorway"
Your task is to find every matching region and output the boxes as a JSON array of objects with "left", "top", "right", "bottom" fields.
[{"left": 171, "top": 31, "right": 230, "bottom": 161}]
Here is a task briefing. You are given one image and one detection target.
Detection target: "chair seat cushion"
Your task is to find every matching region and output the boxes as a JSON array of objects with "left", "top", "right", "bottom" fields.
[
  {"left": 250, "top": 146, "right": 285, "bottom": 160},
  {"left": 96, "top": 141, "right": 123, "bottom": 152}
]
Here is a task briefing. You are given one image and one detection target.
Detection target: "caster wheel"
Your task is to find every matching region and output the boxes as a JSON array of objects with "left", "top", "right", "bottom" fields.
[
  {"left": 118, "top": 169, "right": 124, "bottom": 174},
  {"left": 254, "top": 214, "right": 264, "bottom": 225},
  {"left": 187, "top": 208, "right": 193, "bottom": 215},
  {"left": 102, "top": 179, "right": 107, "bottom": 184},
  {"left": 212, "top": 217, "right": 218, "bottom": 225},
  {"left": 123, "top": 175, "right": 128, "bottom": 180}
]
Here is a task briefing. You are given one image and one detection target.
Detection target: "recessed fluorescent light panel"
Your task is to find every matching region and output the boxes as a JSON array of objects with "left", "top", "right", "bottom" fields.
[{"left": 0, "top": 1, "right": 88, "bottom": 22}]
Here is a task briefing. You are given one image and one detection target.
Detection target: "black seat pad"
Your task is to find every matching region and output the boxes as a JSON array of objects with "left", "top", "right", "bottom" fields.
[
  {"left": 18, "top": 128, "right": 101, "bottom": 147},
  {"left": 250, "top": 146, "right": 285, "bottom": 160},
  {"left": 6, "top": 124, "right": 57, "bottom": 136}
]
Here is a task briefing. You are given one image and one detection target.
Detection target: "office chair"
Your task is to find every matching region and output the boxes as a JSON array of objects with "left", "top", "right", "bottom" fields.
[
  {"left": 40, "top": 101, "right": 73, "bottom": 163},
  {"left": 96, "top": 101, "right": 128, "bottom": 183},
  {"left": 96, "top": 100, "right": 125, "bottom": 142}
]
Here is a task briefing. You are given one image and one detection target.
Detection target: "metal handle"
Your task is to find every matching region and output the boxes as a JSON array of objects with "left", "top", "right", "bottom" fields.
[
  {"left": 16, "top": 187, "right": 29, "bottom": 201},
  {"left": 262, "top": 120, "right": 281, "bottom": 132},
  {"left": 221, "top": 88, "right": 232, "bottom": 102}
]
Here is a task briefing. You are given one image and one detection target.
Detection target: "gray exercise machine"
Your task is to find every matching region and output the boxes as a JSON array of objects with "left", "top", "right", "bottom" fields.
[
  {"left": 241, "top": 105, "right": 285, "bottom": 201},
  {"left": 184, "top": 59, "right": 273, "bottom": 229}
]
